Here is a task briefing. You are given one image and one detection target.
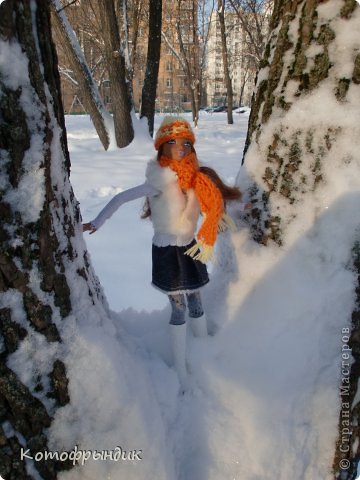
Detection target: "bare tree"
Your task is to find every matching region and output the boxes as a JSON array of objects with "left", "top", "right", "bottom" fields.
[
  {"left": 117, "top": 0, "right": 148, "bottom": 104},
  {"left": 51, "top": 0, "right": 112, "bottom": 150},
  {"left": 198, "top": 0, "right": 215, "bottom": 107},
  {"left": 140, "top": 0, "right": 162, "bottom": 136},
  {"left": 52, "top": 0, "right": 134, "bottom": 148},
  {"left": 160, "top": 0, "right": 205, "bottom": 125},
  {"left": 217, "top": 0, "right": 234, "bottom": 124},
  {"left": 97, "top": 0, "right": 134, "bottom": 147},
  {"left": 228, "top": 0, "right": 273, "bottom": 69},
  {"left": 175, "top": 0, "right": 201, "bottom": 124}
]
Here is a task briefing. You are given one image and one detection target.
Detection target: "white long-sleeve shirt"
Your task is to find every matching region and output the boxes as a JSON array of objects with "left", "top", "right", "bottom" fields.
[
  {"left": 90, "top": 182, "right": 158, "bottom": 231},
  {"left": 89, "top": 161, "right": 246, "bottom": 247},
  {"left": 89, "top": 180, "right": 199, "bottom": 247}
]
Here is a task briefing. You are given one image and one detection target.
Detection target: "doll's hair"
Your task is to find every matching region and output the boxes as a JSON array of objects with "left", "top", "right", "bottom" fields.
[
  {"left": 198, "top": 166, "right": 242, "bottom": 202},
  {"left": 141, "top": 146, "right": 242, "bottom": 219}
]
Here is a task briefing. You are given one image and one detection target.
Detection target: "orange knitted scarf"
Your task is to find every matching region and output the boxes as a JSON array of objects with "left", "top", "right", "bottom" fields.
[{"left": 159, "top": 152, "right": 234, "bottom": 263}]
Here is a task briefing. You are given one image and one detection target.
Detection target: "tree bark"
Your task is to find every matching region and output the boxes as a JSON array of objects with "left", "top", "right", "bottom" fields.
[
  {"left": 140, "top": 0, "right": 162, "bottom": 137},
  {"left": 242, "top": 0, "right": 350, "bottom": 243},
  {"left": 51, "top": 0, "right": 111, "bottom": 150},
  {"left": 0, "top": 1, "right": 104, "bottom": 478},
  {"left": 241, "top": 1, "right": 360, "bottom": 477},
  {"left": 98, "top": 0, "right": 134, "bottom": 147}
]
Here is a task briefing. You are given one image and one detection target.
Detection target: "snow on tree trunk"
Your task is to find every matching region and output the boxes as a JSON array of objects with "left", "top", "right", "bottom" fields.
[
  {"left": 241, "top": 0, "right": 360, "bottom": 477},
  {"left": 0, "top": 1, "right": 106, "bottom": 478},
  {"left": 243, "top": 0, "right": 359, "bottom": 247},
  {"left": 50, "top": 0, "right": 113, "bottom": 151}
]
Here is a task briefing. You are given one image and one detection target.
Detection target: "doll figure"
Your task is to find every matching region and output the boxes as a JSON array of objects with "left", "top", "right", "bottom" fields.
[{"left": 83, "top": 116, "right": 245, "bottom": 390}]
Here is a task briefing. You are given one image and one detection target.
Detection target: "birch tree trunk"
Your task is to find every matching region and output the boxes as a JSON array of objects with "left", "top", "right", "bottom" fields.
[
  {"left": 0, "top": 1, "right": 105, "bottom": 478},
  {"left": 241, "top": 1, "right": 360, "bottom": 477}
]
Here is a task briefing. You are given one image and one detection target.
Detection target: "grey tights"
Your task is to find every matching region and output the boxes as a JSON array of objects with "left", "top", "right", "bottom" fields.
[{"left": 168, "top": 291, "right": 204, "bottom": 325}]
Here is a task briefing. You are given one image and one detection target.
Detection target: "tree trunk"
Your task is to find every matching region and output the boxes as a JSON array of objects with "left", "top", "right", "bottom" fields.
[
  {"left": 217, "top": 0, "right": 234, "bottom": 124},
  {"left": 243, "top": 0, "right": 359, "bottom": 245},
  {"left": 0, "top": 1, "right": 104, "bottom": 478},
  {"left": 172, "top": 0, "right": 200, "bottom": 126},
  {"left": 192, "top": 0, "right": 201, "bottom": 126},
  {"left": 241, "top": 0, "right": 360, "bottom": 477},
  {"left": 175, "top": 12, "right": 193, "bottom": 108},
  {"left": 98, "top": 0, "right": 134, "bottom": 147},
  {"left": 51, "top": 0, "right": 112, "bottom": 150},
  {"left": 140, "top": 0, "right": 162, "bottom": 137}
]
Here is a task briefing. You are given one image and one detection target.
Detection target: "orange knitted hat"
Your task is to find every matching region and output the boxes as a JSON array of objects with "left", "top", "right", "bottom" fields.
[{"left": 154, "top": 116, "right": 195, "bottom": 150}]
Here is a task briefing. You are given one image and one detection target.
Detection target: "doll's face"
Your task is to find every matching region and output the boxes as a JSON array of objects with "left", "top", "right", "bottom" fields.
[{"left": 162, "top": 138, "right": 193, "bottom": 161}]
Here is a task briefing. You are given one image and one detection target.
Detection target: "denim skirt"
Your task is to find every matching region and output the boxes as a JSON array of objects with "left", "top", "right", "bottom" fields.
[{"left": 152, "top": 239, "right": 209, "bottom": 294}]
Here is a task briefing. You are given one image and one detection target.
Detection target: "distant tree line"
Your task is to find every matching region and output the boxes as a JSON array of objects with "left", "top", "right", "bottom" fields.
[{"left": 51, "top": 0, "right": 272, "bottom": 144}]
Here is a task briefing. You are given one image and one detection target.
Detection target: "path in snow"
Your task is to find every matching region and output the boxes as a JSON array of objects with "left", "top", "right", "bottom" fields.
[{"left": 68, "top": 113, "right": 349, "bottom": 479}]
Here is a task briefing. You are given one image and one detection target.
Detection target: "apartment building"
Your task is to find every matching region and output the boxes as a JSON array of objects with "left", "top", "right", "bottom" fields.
[
  {"left": 205, "top": 11, "right": 258, "bottom": 108},
  {"left": 132, "top": 0, "right": 197, "bottom": 113}
]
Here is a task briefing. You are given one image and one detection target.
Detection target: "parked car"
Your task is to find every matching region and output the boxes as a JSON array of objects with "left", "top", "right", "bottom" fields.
[
  {"left": 212, "top": 105, "right": 228, "bottom": 112},
  {"left": 199, "top": 105, "right": 233, "bottom": 113},
  {"left": 233, "top": 106, "right": 251, "bottom": 114}
]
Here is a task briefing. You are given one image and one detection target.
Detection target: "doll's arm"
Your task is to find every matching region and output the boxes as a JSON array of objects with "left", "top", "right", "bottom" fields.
[{"left": 83, "top": 182, "right": 159, "bottom": 233}]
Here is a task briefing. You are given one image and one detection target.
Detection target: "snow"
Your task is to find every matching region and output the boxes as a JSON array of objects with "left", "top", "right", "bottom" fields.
[
  {"left": 0, "top": 40, "right": 29, "bottom": 90},
  {"left": 52, "top": 0, "right": 115, "bottom": 147},
  {"left": 71, "top": 114, "right": 247, "bottom": 312},
  {"left": 3, "top": 109, "right": 357, "bottom": 480},
  {"left": 1, "top": 1, "right": 359, "bottom": 478},
  {"left": 48, "top": 108, "right": 357, "bottom": 480},
  {"left": 0, "top": 38, "right": 46, "bottom": 223}
]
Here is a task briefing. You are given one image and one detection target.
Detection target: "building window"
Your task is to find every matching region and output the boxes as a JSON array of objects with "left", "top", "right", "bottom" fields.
[
  {"left": 166, "top": 61, "right": 172, "bottom": 71},
  {"left": 166, "top": 78, "right": 172, "bottom": 88}
]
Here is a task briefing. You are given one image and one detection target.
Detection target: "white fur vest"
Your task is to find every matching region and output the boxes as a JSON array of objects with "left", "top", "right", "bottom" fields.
[{"left": 145, "top": 158, "right": 200, "bottom": 244}]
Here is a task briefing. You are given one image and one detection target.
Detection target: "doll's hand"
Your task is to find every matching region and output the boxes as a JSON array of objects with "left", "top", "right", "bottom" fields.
[{"left": 83, "top": 222, "right": 97, "bottom": 234}]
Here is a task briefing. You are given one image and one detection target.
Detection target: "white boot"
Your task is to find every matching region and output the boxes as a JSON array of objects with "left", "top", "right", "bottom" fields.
[
  {"left": 169, "top": 323, "right": 188, "bottom": 391},
  {"left": 189, "top": 314, "right": 208, "bottom": 338}
]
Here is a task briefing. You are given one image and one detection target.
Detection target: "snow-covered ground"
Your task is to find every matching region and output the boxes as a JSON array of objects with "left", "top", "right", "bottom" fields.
[
  {"left": 1, "top": 1, "right": 358, "bottom": 478},
  {"left": 49, "top": 111, "right": 358, "bottom": 480},
  {"left": 70, "top": 112, "right": 248, "bottom": 313}
]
